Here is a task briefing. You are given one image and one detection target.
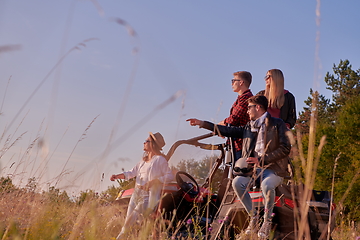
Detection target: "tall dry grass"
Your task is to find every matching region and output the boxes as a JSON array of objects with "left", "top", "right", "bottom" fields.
[
  {"left": 0, "top": 89, "right": 358, "bottom": 239},
  {"left": 0, "top": 94, "right": 360, "bottom": 239},
  {"left": 288, "top": 93, "right": 359, "bottom": 240},
  {"left": 1, "top": 2, "right": 359, "bottom": 238},
  {"left": 0, "top": 188, "right": 126, "bottom": 240},
  {"left": 0, "top": 74, "right": 358, "bottom": 239}
]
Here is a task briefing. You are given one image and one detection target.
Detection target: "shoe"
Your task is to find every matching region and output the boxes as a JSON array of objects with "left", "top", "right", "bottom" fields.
[
  {"left": 258, "top": 219, "right": 272, "bottom": 239},
  {"left": 244, "top": 216, "right": 258, "bottom": 235}
]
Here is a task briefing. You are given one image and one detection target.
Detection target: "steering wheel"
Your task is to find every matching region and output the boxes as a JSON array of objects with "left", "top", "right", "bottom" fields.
[{"left": 176, "top": 171, "right": 200, "bottom": 197}]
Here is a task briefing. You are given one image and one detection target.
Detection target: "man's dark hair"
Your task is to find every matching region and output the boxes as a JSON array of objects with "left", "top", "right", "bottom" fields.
[
  {"left": 248, "top": 95, "right": 268, "bottom": 111},
  {"left": 233, "top": 71, "right": 252, "bottom": 87}
]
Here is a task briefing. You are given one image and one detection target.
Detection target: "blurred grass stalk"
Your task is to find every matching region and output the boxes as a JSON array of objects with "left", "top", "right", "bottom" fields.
[
  {"left": 295, "top": 92, "right": 318, "bottom": 239},
  {"left": 295, "top": 93, "right": 328, "bottom": 240},
  {"left": 294, "top": 92, "right": 359, "bottom": 240},
  {"left": 1, "top": 91, "right": 360, "bottom": 239}
]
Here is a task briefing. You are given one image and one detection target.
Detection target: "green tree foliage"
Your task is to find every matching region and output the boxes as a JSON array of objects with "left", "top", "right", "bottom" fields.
[
  {"left": 325, "top": 59, "right": 360, "bottom": 111},
  {"left": 333, "top": 96, "right": 360, "bottom": 220},
  {"left": 102, "top": 184, "right": 121, "bottom": 201},
  {"left": 44, "top": 186, "right": 71, "bottom": 204},
  {"left": 297, "top": 59, "right": 360, "bottom": 221},
  {"left": 116, "top": 177, "right": 136, "bottom": 190},
  {"left": 102, "top": 177, "right": 136, "bottom": 202},
  {"left": 0, "top": 176, "right": 17, "bottom": 193},
  {"left": 297, "top": 89, "right": 330, "bottom": 134},
  {"left": 176, "top": 155, "right": 224, "bottom": 193},
  {"left": 25, "top": 177, "right": 37, "bottom": 192},
  {"left": 76, "top": 189, "right": 97, "bottom": 205}
]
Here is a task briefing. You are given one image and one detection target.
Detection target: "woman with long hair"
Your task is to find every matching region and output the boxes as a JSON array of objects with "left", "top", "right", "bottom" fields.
[
  {"left": 110, "top": 132, "right": 174, "bottom": 239},
  {"left": 258, "top": 69, "right": 296, "bottom": 129}
]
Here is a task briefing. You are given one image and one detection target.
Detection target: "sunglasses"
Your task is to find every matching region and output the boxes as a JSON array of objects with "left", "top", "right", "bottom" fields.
[
  {"left": 264, "top": 75, "right": 271, "bottom": 80},
  {"left": 144, "top": 140, "right": 151, "bottom": 144},
  {"left": 247, "top": 104, "right": 257, "bottom": 110},
  {"left": 231, "top": 79, "right": 242, "bottom": 84}
]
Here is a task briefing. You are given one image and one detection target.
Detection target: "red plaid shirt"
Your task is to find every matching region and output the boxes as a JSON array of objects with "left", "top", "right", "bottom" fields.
[{"left": 223, "top": 89, "right": 253, "bottom": 152}]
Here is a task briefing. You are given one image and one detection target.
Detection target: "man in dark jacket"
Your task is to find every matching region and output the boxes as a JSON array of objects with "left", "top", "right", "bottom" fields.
[{"left": 187, "top": 95, "right": 291, "bottom": 239}]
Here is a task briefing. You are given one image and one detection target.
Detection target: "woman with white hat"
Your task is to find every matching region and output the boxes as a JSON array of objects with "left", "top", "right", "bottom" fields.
[{"left": 110, "top": 132, "right": 173, "bottom": 239}]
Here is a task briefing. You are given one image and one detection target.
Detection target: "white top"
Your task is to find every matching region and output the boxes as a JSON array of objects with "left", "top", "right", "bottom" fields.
[{"left": 122, "top": 155, "right": 174, "bottom": 186}]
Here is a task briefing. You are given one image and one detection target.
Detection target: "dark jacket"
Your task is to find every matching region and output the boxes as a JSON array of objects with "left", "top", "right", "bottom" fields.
[
  {"left": 200, "top": 113, "right": 291, "bottom": 177},
  {"left": 257, "top": 90, "right": 296, "bottom": 129}
]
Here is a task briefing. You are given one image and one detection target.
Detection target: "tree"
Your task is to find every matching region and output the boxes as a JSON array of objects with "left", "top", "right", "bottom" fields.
[
  {"left": 298, "top": 60, "right": 360, "bottom": 129},
  {"left": 176, "top": 155, "right": 224, "bottom": 193},
  {"left": 296, "top": 89, "right": 330, "bottom": 133},
  {"left": 25, "top": 177, "right": 37, "bottom": 192},
  {"left": 325, "top": 59, "right": 360, "bottom": 111},
  {"left": 333, "top": 96, "right": 360, "bottom": 220},
  {"left": 102, "top": 185, "right": 121, "bottom": 202},
  {"left": 76, "top": 189, "right": 97, "bottom": 205},
  {"left": 44, "top": 186, "right": 71, "bottom": 204},
  {"left": 0, "top": 176, "right": 17, "bottom": 193},
  {"left": 102, "top": 177, "right": 136, "bottom": 202},
  {"left": 297, "top": 59, "right": 360, "bottom": 221}
]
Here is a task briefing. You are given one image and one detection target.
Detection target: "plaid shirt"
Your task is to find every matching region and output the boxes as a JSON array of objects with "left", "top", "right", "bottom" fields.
[{"left": 223, "top": 89, "right": 253, "bottom": 152}]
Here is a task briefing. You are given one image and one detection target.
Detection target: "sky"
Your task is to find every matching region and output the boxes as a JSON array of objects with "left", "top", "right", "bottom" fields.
[{"left": 0, "top": 0, "right": 359, "bottom": 195}]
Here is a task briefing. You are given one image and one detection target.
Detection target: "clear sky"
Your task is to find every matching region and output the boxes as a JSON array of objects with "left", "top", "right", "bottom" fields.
[{"left": 1, "top": 0, "right": 359, "bottom": 195}]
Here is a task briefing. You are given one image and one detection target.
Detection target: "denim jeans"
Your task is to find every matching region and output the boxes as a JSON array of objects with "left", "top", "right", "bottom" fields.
[
  {"left": 232, "top": 168, "right": 282, "bottom": 220},
  {"left": 234, "top": 150, "right": 242, "bottom": 163}
]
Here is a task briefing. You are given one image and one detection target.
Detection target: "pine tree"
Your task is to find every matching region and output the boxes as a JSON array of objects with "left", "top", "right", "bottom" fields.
[{"left": 297, "top": 59, "right": 360, "bottom": 221}]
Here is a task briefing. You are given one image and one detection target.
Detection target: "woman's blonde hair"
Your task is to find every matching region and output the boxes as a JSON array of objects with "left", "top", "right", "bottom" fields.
[{"left": 265, "top": 69, "right": 285, "bottom": 109}]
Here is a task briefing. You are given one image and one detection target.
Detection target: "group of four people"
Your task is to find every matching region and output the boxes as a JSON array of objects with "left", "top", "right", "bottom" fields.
[{"left": 111, "top": 69, "right": 296, "bottom": 239}]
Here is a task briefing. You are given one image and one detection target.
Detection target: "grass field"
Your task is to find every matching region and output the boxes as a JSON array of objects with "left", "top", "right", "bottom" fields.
[{"left": 0, "top": 177, "right": 359, "bottom": 240}]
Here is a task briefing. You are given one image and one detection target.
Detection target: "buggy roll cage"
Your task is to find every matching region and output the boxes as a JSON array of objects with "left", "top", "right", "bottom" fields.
[{"left": 165, "top": 133, "right": 227, "bottom": 188}]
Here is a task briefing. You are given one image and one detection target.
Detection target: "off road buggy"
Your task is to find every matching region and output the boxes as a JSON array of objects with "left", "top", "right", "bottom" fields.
[{"left": 116, "top": 133, "right": 336, "bottom": 239}]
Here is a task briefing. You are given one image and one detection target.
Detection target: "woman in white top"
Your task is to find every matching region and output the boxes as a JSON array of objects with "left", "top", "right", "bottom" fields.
[{"left": 110, "top": 132, "right": 174, "bottom": 239}]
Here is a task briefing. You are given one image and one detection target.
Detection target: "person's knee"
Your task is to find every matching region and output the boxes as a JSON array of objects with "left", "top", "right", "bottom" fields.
[
  {"left": 232, "top": 176, "right": 249, "bottom": 190},
  {"left": 261, "top": 179, "right": 278, "bottom": 192}
]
